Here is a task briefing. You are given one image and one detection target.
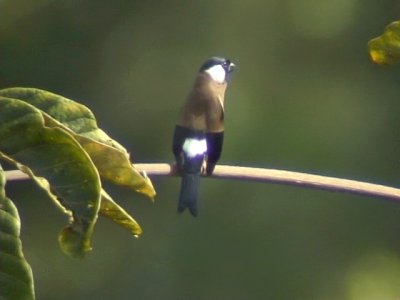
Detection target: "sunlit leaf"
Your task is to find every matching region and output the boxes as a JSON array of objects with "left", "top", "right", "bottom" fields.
[
  {"left": 0, "top": 165, "right": 35, "bottom": 300},
  {"left": 100, "top": 190, "right": 143, "bottom": 237},
  {"left": 368, "top": 20, "right": 400, "bottom": 65},
  {"left": 0, "top": 97, "right": 101, "bottom": 258},
  {"left": 0, "top": 87, "right": 156, "bottom": 199},
  {"left": 76, "top": 140, "right": 155, "bottom": 200}
]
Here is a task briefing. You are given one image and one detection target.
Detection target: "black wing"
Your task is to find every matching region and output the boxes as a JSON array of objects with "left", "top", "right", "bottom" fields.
[{"left": 205, "top": 131, "right": 224, "bottom": 175}]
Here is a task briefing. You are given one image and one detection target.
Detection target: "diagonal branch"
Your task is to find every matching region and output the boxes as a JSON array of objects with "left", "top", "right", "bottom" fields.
[{"left": 5, "top": 163, "right": 400, "bottom": 203}]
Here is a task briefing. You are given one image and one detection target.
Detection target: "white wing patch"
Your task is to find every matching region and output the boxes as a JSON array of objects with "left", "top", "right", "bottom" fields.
[
  {"left": 183, "top": 138, "right": 207, "bottom": 158},
  {"left": 205, "top": 65, "right": 226, "bottom": 83}
]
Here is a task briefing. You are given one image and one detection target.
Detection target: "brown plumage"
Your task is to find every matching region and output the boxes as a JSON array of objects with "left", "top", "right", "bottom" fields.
[{"left": 179, "top": 72, "right": 226, "bottom": 133}]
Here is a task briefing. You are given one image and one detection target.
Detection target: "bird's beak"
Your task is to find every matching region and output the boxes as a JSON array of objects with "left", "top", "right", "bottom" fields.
[{"left": 228, "top": 62, "right": 236, "bottom": 72}]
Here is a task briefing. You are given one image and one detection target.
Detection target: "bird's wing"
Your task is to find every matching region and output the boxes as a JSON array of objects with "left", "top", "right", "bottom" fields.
[
  {"left": 204, "top": 94, "right": 224, "bottom": 174},
  {"left": 205, "top": 94, "right": 224, "bottom": 133},
  {"left": 205, "top": 131, "right": 223, "bottom": 175}
]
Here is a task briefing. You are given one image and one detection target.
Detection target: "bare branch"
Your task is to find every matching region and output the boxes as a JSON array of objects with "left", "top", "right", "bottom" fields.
[
  {"left": 5, "top": 164, "right": 400, "bottom": 203},
  {"left": 4, "top": 170, "right": 30, "bottom": 181}
]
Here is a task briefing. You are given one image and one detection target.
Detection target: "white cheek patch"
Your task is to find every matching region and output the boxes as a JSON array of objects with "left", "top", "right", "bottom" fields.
[
  {"left": 183, "top": 138, "right": 207, "bottom": 158},
  {"left": 205, "top": 65, "right": 226, "bottom": 83}
]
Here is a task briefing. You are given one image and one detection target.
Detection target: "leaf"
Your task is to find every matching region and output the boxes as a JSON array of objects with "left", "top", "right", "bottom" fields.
[
  {"left": 0, "top": 165, "right": 35, "bottom": 300},
  {"left": 0, "top": 87, "right": 156, "bottom": 199},
  {"left": 73, "top": 138, "right": 155, "bottom": 200},
  {"left": 0, "top": 96, "right": 101, "bottom": 258},
  {"left": 100, "top": 190, "right": 143, "bottom": 237},
  {"left": 368, "top": 20, "right": 400, "bottom": 65}
]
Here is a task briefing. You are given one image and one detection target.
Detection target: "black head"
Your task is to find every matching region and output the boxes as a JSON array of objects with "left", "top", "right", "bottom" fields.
[
  {"left": 199, "top": 57, "right": 236, "bottom": 73},
  {"left": 198, "top": 57, "right": 236, "bottom": 83}
]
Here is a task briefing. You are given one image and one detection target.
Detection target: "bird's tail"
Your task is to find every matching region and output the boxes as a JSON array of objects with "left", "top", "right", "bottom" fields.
[{"left": 178, "top": 172, "right": 201, "bottom": 217}]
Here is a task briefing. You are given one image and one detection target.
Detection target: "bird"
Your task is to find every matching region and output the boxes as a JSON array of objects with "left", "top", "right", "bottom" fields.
[{"left": 172, "top": 57, "right": 236, "bottom": 216}]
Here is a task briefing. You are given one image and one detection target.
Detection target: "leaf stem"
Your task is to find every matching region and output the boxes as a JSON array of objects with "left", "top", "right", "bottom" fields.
[{"left": 5, "top": 164, "right": 400, "bottom": 203}]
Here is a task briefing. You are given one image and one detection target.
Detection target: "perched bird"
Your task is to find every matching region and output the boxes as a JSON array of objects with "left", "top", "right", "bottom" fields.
[{"left": 172, "top": 57, "right": 236, "bottom": 216}]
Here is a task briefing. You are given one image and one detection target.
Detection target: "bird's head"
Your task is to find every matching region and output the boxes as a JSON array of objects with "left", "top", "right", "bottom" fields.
[{"left": 199, "top": 57, "right": 236, "bottom": 83}]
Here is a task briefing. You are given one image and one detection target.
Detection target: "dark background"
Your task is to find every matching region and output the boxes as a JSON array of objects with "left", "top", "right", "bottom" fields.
[{"left": 2, "top": 1, "right": 400, "bottom": 299}]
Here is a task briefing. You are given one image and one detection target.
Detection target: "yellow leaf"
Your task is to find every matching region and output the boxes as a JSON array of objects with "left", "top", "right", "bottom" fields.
[
  {"left": 368, "top": 20, "right": 400, "bottom": 65},
  {"left": 100, "top": 190, "right": 143, "bottom": 237}
]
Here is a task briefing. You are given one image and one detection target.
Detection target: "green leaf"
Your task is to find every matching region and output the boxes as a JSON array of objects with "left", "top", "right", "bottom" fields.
[
  {"left": 368, "top": 20, "right": 400, "bottom": 65},
  {"left": 0, "top": 165, "right": 35, "bottom": 300},
  {"left": 0, "top": 87, "right": 156, "bottom": 199},
  {"left": 0, "top": 96, "right": 101, "bottom": 258}
]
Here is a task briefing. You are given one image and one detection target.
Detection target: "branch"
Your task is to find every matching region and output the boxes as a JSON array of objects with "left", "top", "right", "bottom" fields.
[{"left": 5, "top": 163, "right": 400, "bottom": 203}]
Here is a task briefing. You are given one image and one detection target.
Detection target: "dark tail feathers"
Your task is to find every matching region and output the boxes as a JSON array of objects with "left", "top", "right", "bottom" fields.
[{"left": 178, "top": 173, "right": 200, "bottom": 217}]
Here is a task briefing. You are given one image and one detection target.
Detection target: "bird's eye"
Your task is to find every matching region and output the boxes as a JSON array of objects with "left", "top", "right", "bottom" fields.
[{"left": 223, "top": 60, "right": 230, "bottom": 67}]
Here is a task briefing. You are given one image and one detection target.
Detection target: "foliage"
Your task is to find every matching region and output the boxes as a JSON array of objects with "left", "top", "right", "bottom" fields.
[
  {"left": 368, "top": 20, "right": 400, "bottom": 65},
  {"left": 0, "top": 88, "right": 156, "bottom": 299},
  {"left": 0, "top": 165, "right": 35, "bottom": 300}
]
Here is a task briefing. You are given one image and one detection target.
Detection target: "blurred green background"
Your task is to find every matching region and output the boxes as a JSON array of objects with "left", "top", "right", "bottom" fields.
[{"left": 2, "top": 1, "right": 400, "bottom": 299}]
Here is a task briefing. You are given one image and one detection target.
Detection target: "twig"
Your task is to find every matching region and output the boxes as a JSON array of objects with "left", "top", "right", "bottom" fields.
[{"left": 5, "top": 164, "right": 400, "bottom": 203}]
